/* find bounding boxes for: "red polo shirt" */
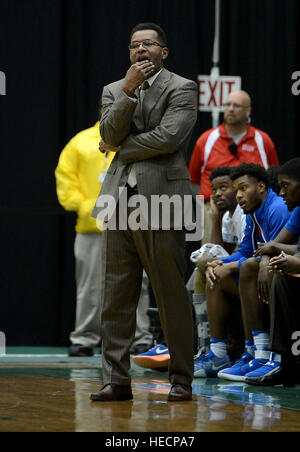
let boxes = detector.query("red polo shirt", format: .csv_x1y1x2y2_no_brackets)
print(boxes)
189,123,279,201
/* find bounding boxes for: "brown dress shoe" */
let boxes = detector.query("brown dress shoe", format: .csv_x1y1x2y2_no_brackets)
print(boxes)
90,384,133,401
168,384,192,401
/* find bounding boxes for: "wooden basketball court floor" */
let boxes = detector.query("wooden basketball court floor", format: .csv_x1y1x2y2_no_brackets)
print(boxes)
1,347,300,433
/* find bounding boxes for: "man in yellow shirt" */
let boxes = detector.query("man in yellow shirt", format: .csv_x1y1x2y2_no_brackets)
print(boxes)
55,122,152,356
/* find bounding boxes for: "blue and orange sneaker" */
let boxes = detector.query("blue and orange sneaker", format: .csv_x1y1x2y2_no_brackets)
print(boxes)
132,344,170,370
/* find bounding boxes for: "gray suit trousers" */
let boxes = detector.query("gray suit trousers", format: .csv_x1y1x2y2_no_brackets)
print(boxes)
100,224,194,386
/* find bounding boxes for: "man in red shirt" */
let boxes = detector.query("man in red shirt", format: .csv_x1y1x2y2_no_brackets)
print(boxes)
189,90,279,245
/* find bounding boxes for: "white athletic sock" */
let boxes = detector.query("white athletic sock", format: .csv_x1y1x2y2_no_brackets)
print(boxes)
252,330,270,359
269,351,281,363
210,338,227,358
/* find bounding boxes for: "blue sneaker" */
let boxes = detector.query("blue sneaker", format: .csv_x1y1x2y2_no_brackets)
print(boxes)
133,344,170,370
245,360,281,383
219,354,268,382
194,350,231,378
217,351,254,382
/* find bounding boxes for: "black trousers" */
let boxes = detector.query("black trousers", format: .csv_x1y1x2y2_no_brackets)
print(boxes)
270,273,300,357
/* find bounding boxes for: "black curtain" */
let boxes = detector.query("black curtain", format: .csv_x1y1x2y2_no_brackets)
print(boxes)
0,0,299,345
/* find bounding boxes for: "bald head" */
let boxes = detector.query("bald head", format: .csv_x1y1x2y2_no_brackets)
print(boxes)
227,90,251,108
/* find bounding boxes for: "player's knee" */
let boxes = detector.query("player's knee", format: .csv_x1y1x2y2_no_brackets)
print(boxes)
240,257,259,280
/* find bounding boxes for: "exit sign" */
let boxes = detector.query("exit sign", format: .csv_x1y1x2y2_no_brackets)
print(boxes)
198,75,242,112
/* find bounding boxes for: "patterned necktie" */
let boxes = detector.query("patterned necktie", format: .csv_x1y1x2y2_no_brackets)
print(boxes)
140,80,149,104
127,81,150,189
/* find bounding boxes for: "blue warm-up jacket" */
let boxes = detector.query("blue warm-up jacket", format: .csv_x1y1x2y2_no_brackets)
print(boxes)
221,189,291,270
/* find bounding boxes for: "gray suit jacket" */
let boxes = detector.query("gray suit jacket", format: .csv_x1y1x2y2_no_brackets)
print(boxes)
92,68,198,228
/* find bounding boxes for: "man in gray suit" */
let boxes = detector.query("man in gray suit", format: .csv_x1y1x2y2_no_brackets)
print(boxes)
90,23,198,402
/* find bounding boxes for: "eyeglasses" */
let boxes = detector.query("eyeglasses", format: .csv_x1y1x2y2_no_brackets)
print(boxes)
128,39,164,51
